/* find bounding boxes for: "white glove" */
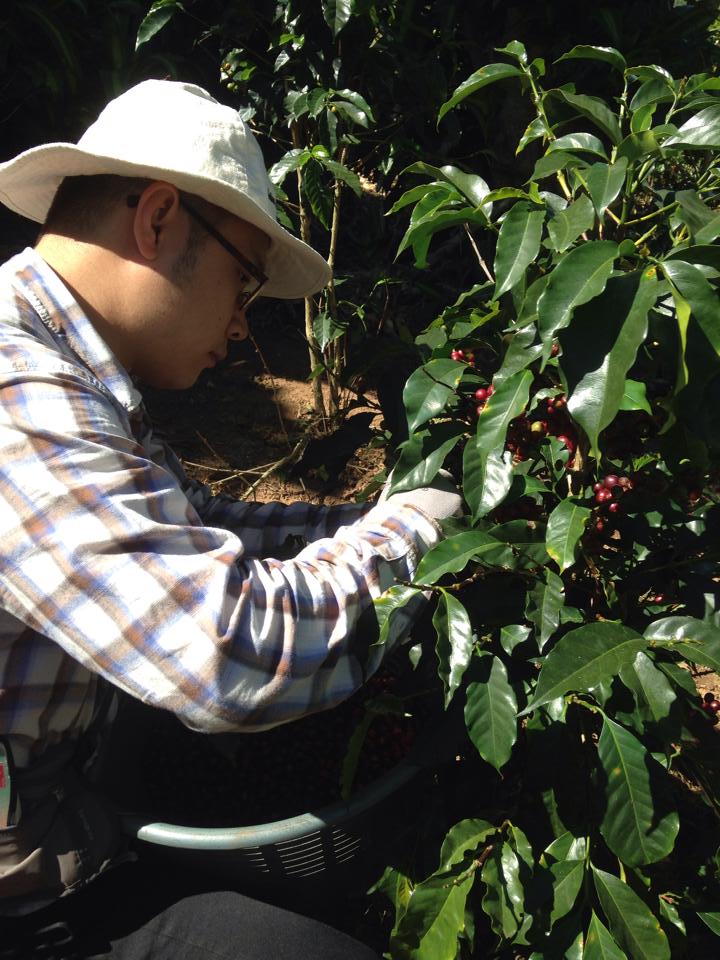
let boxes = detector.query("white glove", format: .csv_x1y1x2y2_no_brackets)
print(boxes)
379,468,464,521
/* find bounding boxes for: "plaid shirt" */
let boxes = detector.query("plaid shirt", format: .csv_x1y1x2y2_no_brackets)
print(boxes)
0,249,440,769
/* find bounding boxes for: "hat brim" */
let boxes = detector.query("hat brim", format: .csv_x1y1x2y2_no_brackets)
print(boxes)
0,143,331,299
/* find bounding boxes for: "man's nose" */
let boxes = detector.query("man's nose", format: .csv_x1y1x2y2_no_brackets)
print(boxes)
227,308,249,341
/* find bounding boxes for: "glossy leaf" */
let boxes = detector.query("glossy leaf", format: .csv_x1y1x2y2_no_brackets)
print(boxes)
586,159,628,216
592,867,671,960
268,148,309,185
522,622,646,714
390,421,466,495
433,591,474,706
413,531,512,585
437,818,496,874
550,859,585,924
532,150,590,181
556,45,627,74
661,259,720,355
322,0,353,35
537,241,618,349
403,359,466,432
135,0,183,49
697,912,720,935
548,89,622,143
526,570,565,650
664,105,720,149
465,657,518,771
597,715,679,865
619,379,652,414
560,271,659,455
619,652,676,725
645,616,720,672
439,63,524,121
583,911,628,960
545,499,592,572
482,843,524,939
475,370,533,461
403,162,491,207
463,446,514,520
375,585,423,644
494,203,546,299
549,133,608,158
390,872,474,959
320,158,362,195
547,194,595,253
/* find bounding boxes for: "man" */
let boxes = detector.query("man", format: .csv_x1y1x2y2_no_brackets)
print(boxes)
0,80,460,956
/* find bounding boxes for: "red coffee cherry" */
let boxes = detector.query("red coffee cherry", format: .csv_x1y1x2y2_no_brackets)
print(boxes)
474,387,488,402
557,435,575,452
608,502,620,514
603,474,619,488
595,489,612,504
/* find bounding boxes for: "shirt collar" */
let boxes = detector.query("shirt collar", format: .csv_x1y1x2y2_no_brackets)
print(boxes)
12,247,143,415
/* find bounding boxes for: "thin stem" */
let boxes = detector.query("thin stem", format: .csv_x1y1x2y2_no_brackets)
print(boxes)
464,224,494,283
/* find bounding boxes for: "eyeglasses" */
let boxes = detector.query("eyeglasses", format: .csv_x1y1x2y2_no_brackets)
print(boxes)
126,195,268,310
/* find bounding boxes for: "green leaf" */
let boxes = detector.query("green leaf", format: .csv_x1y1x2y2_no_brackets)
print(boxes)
463,447,514,520
531,150,589,181
403,359,465,432
547,194,595,253
697,912,720,935
437,818,497,874
537,241,618,349
322,0,353,36
433,591,474,707
644,616,720,672
629,78,675,113
390,870,474,959
135,0,184,49
403,163,492,207
465,658,518,771
320,158,363,196
550,859,585,924
616,131,660,164
586,158,628,217
313,309,344,350
439,64,524,121
413,531,512,586
474,370,533,462
559,271,659,455
548,132,609,158
526,570,565,650
521,622,646,714
481,843,525,939
664,105,720,150
268,148,310,186
391,422,466,495
661,259,720,355
548,88,622,144
375,584,423,644
583,911,628,960
592,867,671,960
545,499,592,572
556,45,627,74
493,204,545,299
619,651,677,725
597,716,679,865
619,379,652,414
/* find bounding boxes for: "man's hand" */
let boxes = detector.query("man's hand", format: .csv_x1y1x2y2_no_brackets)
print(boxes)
379,469,464,521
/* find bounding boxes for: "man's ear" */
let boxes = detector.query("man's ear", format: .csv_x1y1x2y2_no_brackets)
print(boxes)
130,182,183,261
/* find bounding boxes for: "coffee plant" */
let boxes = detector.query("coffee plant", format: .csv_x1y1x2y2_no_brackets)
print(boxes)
373,42,720,958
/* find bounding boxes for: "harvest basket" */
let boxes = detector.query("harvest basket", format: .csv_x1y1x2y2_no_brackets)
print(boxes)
109,659,462,893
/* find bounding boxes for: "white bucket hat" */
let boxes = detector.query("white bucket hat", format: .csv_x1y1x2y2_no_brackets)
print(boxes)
0,79,331,299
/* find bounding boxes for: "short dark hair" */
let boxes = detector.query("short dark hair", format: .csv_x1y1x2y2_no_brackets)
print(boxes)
41,174,225,283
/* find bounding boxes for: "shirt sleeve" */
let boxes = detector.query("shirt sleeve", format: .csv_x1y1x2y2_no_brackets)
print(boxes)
143,429,373,557
0,370,441,732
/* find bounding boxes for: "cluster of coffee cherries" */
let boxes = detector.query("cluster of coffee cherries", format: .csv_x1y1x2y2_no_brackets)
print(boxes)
592,473,633,533
701,691,720,725
473,383,495,415
450,347,476,365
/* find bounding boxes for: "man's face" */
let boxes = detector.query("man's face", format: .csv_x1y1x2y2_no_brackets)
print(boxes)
134,213,270,390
